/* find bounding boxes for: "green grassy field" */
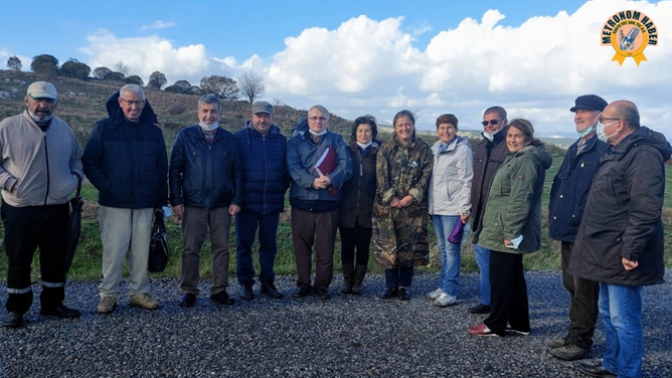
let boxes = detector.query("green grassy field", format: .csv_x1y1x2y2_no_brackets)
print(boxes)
2,157,671,283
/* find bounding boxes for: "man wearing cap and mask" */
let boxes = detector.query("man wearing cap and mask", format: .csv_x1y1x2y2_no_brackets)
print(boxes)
0,81,83,327
467,106,509,315
546,94,608,361
233,101,288,300
169,95,243,307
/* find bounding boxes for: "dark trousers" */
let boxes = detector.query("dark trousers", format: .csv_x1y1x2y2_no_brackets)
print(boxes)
561,241,599,349
339,226,372,266
1,202,69,314
291,207,338,290
484,251,530,336
235,211,280,286
385,266,414,288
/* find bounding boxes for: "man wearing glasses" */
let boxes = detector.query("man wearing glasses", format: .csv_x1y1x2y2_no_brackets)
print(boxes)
83,84,168,314
286,105,352,299
569,100,671,378
547,95,607,361
468,106,508,314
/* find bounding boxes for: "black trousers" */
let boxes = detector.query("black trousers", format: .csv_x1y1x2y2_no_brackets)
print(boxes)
484,251,530,336
1,202,69,314
385,266,414,288
561,241,599,349
339,226,372,266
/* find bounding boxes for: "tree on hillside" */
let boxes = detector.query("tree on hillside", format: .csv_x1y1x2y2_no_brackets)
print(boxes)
200,75,238,100
93,67,112,80
238,71,265,103
31,54,59,78
165,80,195,94
60,59,91,80
6,56,22,71
105,72,126,81
147,71,167,90
174,80,192,91
125,75,144,86
114,61,130,77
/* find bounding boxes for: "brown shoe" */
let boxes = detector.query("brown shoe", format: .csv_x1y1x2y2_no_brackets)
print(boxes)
129,293,159,310
97,296,117,314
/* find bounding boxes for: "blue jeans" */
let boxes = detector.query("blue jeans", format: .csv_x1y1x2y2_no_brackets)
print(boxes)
235,211,280,286
599,283,643,378
431,215,461,297
473,244,491,305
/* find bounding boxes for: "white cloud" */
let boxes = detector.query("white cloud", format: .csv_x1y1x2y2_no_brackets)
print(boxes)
141,20,176,31
79,29,210,84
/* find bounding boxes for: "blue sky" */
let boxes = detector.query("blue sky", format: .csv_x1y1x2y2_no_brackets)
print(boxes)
1,0,671,136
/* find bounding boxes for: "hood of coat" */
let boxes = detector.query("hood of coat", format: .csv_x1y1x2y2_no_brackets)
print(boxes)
511,143,553,170
105,91,158,125
613,126,672,161
431,135,467,154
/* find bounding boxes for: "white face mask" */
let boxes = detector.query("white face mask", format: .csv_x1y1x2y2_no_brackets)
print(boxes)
309,129,328,136
483,127,501,142
357,141,372,149
199,121,219,132
577,126,595,138
596,121,618,143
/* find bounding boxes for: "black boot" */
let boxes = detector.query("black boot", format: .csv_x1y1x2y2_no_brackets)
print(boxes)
341,263,354,294
351,265,367,295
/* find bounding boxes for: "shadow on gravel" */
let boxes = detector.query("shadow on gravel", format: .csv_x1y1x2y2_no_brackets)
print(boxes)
1,270,671,377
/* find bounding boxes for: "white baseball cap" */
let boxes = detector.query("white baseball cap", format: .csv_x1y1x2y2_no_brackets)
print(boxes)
27,81,58,100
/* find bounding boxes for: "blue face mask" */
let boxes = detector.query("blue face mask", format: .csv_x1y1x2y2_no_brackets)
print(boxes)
577,126,594,138
596,121,618,143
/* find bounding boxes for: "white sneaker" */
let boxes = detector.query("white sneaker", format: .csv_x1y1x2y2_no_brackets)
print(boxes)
433,293,457,307
426,288,444,300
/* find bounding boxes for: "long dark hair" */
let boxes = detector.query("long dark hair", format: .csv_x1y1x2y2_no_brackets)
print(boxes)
350,114,378,141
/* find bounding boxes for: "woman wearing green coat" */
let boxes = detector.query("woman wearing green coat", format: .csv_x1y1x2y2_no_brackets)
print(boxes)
467,119,552,337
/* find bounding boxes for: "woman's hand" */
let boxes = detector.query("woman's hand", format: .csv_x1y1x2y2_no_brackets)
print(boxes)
390,196,400,208
398,195,414,207
460,214,469,224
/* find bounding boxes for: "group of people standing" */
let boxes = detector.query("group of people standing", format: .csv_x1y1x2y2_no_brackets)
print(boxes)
1,81,669,378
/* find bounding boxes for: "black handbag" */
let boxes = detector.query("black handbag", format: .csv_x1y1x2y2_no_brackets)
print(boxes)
148,211,170,273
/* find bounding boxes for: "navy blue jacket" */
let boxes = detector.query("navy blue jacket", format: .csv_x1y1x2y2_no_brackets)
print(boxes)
234,121,288,214
548,134,607,243
169,125,243,209
83,92,168,209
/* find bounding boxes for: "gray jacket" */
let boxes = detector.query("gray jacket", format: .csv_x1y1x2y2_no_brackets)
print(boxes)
0,111,83,207
428,136,473,216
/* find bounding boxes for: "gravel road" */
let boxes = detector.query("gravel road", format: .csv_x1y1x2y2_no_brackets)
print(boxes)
1,270,670,377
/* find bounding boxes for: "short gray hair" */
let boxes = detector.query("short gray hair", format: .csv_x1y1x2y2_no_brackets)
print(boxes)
309,105,329,120
198,94,222,112
119,84,145,101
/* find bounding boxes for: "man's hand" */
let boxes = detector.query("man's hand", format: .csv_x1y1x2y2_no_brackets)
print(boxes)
229,204,241,216
622,257,639,271
389,196,400,208
313,178,327,189
173,204,184,218
318,176,332,187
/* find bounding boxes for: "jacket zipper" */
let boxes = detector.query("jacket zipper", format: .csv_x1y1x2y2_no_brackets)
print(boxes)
262,136,268,214
205,145,212,209
42,132,50,205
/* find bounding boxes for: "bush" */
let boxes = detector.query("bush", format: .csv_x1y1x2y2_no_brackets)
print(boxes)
169,102,187,115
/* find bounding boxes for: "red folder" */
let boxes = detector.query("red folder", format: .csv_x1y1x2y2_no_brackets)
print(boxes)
314,147,340,195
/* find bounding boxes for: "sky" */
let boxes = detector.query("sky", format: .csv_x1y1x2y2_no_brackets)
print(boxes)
1,0,671,136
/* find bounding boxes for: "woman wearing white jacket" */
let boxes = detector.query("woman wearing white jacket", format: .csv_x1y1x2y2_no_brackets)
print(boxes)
427,114,473,307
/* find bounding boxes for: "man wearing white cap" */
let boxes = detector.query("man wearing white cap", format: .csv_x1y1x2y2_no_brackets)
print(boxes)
0,81,83,327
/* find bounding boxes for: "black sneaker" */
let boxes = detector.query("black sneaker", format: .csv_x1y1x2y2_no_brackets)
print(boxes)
39,304,81,318
314,288,331,300
398,287,410,301
211,291,234,306
260,283,284,299
2,311,23,328
468,303,491,314
549,344,589,361
380,287,398,299
178,293,197,307
240,284,254,300
291,286,311,299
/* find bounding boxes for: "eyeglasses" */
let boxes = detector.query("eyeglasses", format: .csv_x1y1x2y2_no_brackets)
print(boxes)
308,116,327,122
120,98,145,107
598,116,621,124
481,119,499,126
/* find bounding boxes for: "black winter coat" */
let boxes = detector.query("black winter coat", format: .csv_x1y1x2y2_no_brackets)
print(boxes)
470,130,508,236
568,126,672,286
169,126,243,209
549,134,607,243
83,92,168,209
234,122,288,214
339,140,379,229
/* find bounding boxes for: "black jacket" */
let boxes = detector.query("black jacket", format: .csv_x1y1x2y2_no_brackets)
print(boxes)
83,92,168,209
339,140,379,229
169,125,243,209
549,134,607,242
568,126,672,286
470,130,508,236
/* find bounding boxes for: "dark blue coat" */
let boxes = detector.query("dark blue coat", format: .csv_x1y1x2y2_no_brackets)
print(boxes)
234,122,288,214
169,125,243,209
83,92,168,209
548,134,607,243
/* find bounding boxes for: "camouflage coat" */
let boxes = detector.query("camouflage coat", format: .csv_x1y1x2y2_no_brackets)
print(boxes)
372,134,433,268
